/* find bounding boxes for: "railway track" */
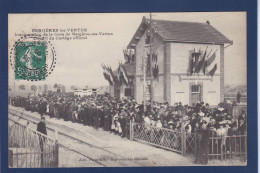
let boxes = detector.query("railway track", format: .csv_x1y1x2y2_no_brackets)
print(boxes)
8,114,106,167
8,110,147,167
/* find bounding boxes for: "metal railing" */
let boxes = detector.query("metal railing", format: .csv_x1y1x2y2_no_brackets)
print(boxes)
130,122,196,155
8,120,59,168
130,122,247,162
209,135,247,161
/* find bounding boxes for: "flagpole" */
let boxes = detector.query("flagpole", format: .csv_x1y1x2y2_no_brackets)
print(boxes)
143,50,146,112
149,12,154,108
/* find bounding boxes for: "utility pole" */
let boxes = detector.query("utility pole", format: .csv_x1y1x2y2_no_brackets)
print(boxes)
149,12,154,108
143,50,146,112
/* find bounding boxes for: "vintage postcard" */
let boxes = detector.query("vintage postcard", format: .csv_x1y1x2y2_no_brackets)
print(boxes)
8,12,247,167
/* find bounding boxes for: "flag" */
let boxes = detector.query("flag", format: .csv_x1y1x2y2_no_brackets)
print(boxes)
129,49,132,63
152,52,158,64
194,51,200,67
117,65,123,86
108,66,116,84
195,47,207,73
119,62,129,85
101,64,108,80
203,61,207,74
190,53,195,75
203,49,212,74
121,63,129,85
101,64,113,85
190,49,201,75
152,52,159,78
209,64,217,76
153,64,159,78
206,52,216,68
131,53,135,62
123,49,130,63
146,54,151,76
205,51,218,76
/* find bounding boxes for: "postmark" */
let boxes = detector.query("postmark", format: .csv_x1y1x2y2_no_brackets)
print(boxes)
9,35,57,81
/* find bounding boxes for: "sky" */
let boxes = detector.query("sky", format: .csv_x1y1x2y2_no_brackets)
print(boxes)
9,12,246,88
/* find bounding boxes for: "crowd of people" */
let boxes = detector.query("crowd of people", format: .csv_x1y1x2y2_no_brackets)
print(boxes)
9,91,247,165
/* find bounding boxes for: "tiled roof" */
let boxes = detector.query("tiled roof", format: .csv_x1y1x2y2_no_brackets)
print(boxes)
149,18,232,44
128,17,232,47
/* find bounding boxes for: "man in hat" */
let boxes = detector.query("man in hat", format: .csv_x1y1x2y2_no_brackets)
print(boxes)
238,110,247,125
119,108,128,137
199,121,210,165
237,91,241,103
37,116,47,167
103,105,112,131
238,119,246,135
36,116,47,135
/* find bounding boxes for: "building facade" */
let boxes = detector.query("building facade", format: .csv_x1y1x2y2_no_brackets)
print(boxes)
112,17,232,106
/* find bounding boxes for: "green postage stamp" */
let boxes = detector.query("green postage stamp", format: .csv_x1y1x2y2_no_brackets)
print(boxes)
10,36,56,81
15,41,47,80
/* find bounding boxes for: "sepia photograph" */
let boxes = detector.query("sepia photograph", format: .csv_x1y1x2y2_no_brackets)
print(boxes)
8,12,247,167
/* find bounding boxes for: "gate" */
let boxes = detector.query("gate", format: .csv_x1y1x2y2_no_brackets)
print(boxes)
129,122,246,162
130,122,196,155
8,120,59,168
209,135,247,161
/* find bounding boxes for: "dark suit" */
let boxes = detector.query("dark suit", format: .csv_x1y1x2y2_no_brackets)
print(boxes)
37,121,47,167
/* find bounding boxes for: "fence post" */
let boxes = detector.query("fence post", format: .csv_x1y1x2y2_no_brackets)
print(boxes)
54,128,58,141
220,136,223,160
129,120,133,140
183,132,186,155
8,149,13,167
180,110,185,156
181,129,184,155
54,141,59,167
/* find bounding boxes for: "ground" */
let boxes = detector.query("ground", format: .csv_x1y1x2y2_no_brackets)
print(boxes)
9,106,246,167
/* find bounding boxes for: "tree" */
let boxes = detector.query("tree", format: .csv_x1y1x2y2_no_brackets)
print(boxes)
31,85,37,92
71,85,76,90
60,85,66,92
18,85,25,91
44,84,48,91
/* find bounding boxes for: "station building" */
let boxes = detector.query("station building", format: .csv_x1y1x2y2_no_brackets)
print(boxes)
110,17,232,106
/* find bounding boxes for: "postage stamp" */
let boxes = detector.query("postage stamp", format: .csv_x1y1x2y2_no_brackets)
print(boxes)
10,35,56,81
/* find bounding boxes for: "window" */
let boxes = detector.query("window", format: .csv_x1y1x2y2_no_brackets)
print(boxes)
191,85,200,93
